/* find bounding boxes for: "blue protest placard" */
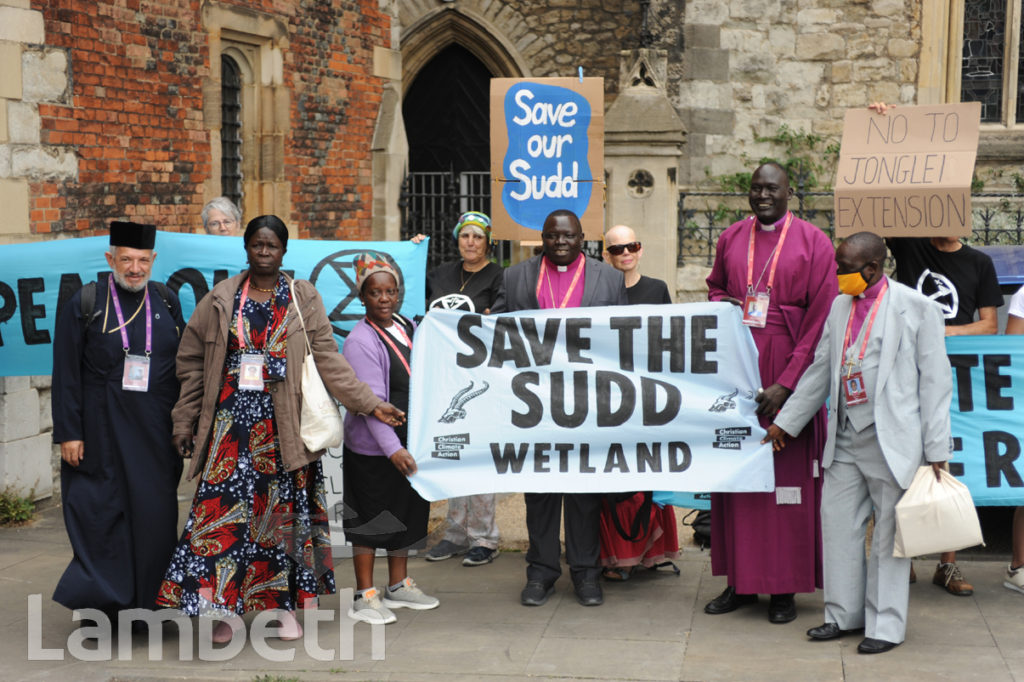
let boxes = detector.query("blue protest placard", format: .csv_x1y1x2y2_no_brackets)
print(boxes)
0,231,428,376
490,77,604,240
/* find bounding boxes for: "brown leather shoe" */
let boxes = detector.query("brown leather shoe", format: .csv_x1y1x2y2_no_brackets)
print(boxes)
933,562,973,596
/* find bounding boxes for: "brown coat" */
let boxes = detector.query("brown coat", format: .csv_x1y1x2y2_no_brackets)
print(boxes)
172,272,382,479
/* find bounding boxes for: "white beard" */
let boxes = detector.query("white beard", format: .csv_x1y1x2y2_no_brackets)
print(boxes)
111,270,148,293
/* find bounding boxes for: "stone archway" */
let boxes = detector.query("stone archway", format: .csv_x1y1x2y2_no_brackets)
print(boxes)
401,6,529,91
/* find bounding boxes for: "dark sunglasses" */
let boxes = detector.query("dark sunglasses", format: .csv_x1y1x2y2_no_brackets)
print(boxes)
606,241,641,256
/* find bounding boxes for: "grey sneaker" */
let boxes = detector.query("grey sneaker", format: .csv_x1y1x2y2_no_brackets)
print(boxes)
383,577,440,610
425,540,468,562
348,588,397,624
462,546,499,566
1005,564,1024,595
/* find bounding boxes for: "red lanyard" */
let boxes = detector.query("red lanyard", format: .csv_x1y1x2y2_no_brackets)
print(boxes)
236,278,268,351
536,255,585,309
842,279,888,376
745,212,793,294
368,318,412,376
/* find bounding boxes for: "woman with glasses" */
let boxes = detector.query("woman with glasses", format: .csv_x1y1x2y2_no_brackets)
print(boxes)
423,212,504,566
341,253,439,625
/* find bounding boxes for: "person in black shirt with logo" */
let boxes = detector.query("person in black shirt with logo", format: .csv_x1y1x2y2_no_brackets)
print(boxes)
887,233,1001,596
423,212,504,567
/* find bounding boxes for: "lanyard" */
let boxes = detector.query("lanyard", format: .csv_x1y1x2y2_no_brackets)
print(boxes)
236,278,266,351
842,279,888,376
368,318,412,376
745,212,793,295
108,274,151,356
536,255,585,309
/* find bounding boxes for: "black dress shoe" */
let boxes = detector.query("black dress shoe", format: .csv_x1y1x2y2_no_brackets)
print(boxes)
574,580,604,606
806,622,863,640
704,586,757,615
767,593,796,623
521,580,555,606
857,637,899,654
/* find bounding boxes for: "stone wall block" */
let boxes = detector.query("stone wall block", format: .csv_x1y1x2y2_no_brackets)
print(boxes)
846,33,880,59
833,82,869,107
685,0,728,24
10,145,77,179
729,0,781,21
678,80,729,109
683,48,730,82
0,144,10,177
0,433,52,499
29,375,50,389
866,81,901,104
899,58,918,83
730,51,775,85
830,60,852,83
684,24,720,49
37,387,51,432
852,57,897,82
0,376,30,392
0,177,28,233
871,0,903,17
0,5,44,44
721,28,768,53
887,38,918,58
815,84,831,108
767,26,795,57
22,49,69,103
0,387,39,441
796,8,840,25
7,100,39,144
681,108,736,136
794,35,845,61
0,43,21,100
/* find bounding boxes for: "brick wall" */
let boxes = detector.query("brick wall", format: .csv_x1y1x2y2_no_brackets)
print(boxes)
28,0,390,240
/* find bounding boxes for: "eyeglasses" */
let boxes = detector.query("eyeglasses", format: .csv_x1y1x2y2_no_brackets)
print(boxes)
606,241,641,256
208,220,238,229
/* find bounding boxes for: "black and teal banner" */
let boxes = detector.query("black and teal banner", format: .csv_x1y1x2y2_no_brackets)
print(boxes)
0,231,428,376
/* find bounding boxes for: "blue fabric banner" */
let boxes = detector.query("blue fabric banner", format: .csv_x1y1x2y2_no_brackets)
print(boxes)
0,231,427,376
947,335,1024,506
406,303,775,502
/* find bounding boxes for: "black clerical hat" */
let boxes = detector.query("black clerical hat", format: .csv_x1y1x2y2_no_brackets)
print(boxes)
109,221,156,249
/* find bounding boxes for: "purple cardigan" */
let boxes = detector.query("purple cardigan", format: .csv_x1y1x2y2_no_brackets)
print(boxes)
342,317,413,457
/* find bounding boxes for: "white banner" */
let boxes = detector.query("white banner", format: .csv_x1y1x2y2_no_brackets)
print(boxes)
406,303,774,501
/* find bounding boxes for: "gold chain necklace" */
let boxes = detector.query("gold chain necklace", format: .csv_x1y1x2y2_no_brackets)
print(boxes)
459,268,478,292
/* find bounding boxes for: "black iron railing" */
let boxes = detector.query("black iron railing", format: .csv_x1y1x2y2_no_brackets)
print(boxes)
678,190,1024,266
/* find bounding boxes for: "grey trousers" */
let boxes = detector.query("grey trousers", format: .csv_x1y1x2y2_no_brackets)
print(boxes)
823,421,910,643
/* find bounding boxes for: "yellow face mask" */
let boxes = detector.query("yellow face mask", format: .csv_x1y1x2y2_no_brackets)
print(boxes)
837,270,869,296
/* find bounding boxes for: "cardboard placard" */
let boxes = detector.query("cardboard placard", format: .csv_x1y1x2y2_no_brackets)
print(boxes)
834,102,980,238
489,77,604,241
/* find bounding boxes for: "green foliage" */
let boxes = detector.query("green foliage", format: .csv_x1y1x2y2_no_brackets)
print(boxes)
0,488,35,525
701,123,841,194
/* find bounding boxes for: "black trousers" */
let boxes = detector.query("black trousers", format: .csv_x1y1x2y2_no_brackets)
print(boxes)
524,492,602,584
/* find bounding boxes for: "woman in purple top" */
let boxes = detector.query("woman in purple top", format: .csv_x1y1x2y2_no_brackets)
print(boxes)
341,253,439,625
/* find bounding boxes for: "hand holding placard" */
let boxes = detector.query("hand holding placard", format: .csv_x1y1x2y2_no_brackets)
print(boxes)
834,102,981,238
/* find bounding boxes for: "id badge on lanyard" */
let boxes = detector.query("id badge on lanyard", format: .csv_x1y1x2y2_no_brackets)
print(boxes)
122,354,151,392
239,353,266,391
742,291,770,327
843,370,869,406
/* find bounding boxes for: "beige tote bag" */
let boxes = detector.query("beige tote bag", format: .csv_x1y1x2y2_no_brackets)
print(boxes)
288,279,343,451
893,465,984,558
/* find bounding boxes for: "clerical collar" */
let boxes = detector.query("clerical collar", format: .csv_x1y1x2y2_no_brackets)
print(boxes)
556,264,568,272
858,276,887,300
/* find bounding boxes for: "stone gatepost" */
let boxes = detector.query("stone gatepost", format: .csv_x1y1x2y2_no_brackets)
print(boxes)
0,376,54,500
604,48,686,299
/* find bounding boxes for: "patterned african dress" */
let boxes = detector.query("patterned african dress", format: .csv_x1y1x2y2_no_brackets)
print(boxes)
157,275,335,616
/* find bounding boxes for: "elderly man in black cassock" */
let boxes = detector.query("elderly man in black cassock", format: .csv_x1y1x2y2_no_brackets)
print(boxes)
51,221,185,616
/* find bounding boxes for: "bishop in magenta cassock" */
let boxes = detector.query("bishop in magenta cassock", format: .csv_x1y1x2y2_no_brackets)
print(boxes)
704,163,837,623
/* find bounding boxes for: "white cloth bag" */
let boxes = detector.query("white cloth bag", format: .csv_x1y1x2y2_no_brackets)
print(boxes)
893,465,984,558
288,279,343,452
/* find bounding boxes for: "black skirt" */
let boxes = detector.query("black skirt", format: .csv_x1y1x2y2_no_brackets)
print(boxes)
342,446,429,550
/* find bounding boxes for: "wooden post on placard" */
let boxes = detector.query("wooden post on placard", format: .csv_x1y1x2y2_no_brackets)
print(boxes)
489,77,605,242
834,102,981,238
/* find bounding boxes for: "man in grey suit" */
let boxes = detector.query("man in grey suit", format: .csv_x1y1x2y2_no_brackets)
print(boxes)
492,208,627,607
764,231,952,654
